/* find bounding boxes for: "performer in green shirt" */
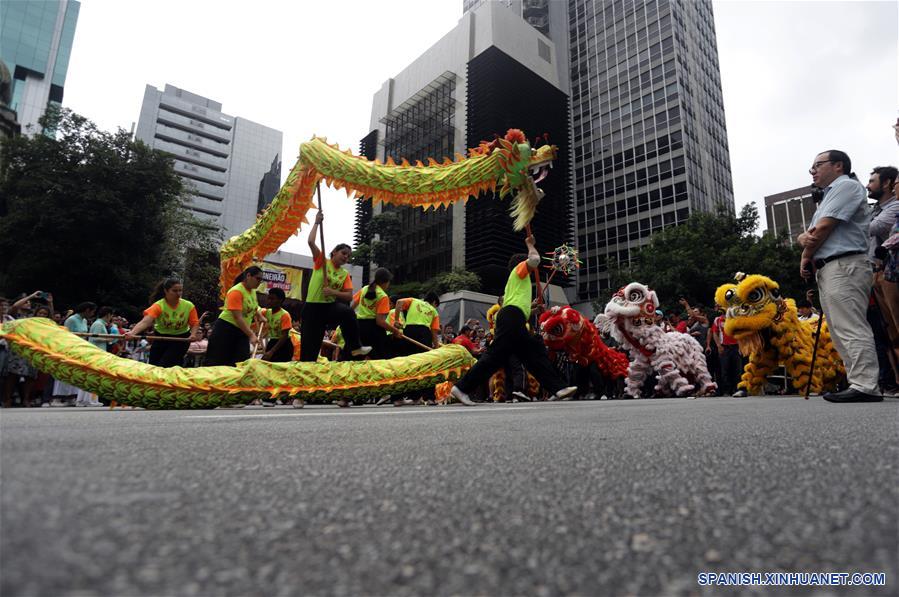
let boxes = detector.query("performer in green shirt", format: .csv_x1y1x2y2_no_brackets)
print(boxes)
451,234,577,405
300,210,371,362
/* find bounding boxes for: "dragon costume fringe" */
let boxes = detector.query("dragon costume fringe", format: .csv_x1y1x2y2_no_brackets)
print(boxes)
0,130,556,409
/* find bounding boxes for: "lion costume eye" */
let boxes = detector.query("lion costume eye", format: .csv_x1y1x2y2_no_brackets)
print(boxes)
628,289,644,302
747,288,763,303
724,289,735,303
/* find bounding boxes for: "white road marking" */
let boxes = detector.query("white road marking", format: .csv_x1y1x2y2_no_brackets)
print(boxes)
187,406,538,419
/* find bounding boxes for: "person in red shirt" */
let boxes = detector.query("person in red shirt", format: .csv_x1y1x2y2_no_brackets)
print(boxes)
669,312,688,333
711,310,743,396
452,325,483,356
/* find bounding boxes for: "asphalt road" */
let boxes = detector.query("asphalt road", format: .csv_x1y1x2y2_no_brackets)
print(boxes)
2,397,897,596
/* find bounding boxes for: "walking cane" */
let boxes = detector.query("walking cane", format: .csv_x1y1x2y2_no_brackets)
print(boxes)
804,312,825,400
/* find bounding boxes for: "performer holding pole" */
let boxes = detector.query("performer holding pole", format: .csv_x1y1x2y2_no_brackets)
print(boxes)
299,209,371,361
390,292,442,405
393,292,442,353
205,266,264,367
352,267,403,359
125,278,200,367
450,233,578,406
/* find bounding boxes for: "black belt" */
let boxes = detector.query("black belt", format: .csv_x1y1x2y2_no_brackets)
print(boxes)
814,250,865,270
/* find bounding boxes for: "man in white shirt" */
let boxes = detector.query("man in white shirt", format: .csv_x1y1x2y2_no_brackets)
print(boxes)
798,150,880,402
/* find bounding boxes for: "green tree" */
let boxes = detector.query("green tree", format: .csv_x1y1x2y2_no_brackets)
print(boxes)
423,268,482,295
350,211,404,283
608,204,803,313
0,107,220,319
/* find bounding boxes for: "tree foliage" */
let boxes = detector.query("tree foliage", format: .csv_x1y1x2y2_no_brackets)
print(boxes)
0,108,220,318
608,204,803,313
387,269,482,299
350,211,403,277
424,268,482,295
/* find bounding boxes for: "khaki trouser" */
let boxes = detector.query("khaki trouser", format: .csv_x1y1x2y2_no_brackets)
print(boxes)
873,270,899,385
816,253,879,394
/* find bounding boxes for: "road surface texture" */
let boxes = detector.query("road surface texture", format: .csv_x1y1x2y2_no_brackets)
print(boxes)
2,397,896,596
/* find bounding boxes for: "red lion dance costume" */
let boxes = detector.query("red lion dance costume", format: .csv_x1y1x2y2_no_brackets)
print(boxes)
538,306,629,381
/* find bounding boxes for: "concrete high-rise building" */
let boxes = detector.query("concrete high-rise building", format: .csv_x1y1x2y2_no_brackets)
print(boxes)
465,0,734,303
568,0,734,299
361,2,572,295
764,185,818,244
0,0,80,135
135,84,283,237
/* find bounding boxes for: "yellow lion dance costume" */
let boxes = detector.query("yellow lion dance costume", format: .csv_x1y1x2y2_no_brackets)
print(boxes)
714,274,844,395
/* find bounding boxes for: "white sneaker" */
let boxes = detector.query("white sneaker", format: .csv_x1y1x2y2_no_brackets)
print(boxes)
549,386,578,401
511,391,531,402
291,399,305,409
88,401,103,407
450,385,476,406
261,399,276,407
376,395,392,406
351,345,373,357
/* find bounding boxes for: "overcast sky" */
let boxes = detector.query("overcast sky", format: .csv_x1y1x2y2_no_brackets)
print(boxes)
63,0,897,257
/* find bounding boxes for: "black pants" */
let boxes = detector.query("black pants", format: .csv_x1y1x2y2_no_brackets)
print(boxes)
205,319,250,367
148,331,191,367
358,319,387,359
867,302,896,390
393,324,433,356
455,306,566,395
719,344,742,395
300,301,362,362
265,337,293,363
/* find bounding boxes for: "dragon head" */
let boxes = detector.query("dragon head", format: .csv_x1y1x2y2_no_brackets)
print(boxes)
714,273,789,348
604,282,659,325
471,129,557,231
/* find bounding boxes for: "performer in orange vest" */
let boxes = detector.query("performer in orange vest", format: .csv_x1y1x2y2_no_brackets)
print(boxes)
125,278,200,367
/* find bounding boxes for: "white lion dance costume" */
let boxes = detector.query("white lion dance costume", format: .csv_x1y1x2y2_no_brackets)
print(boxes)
598,282,716,398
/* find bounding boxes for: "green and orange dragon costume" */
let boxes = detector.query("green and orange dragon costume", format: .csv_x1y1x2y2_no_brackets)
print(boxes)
0,130,557,409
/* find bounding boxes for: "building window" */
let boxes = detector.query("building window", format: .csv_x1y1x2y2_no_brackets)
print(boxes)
538,39,552,63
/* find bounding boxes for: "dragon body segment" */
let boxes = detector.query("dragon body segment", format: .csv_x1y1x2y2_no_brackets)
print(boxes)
219,131,557,291
0,318,474,409
714,274,843,395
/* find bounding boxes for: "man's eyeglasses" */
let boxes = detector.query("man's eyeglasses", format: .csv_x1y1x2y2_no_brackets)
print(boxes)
809,160,833,172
